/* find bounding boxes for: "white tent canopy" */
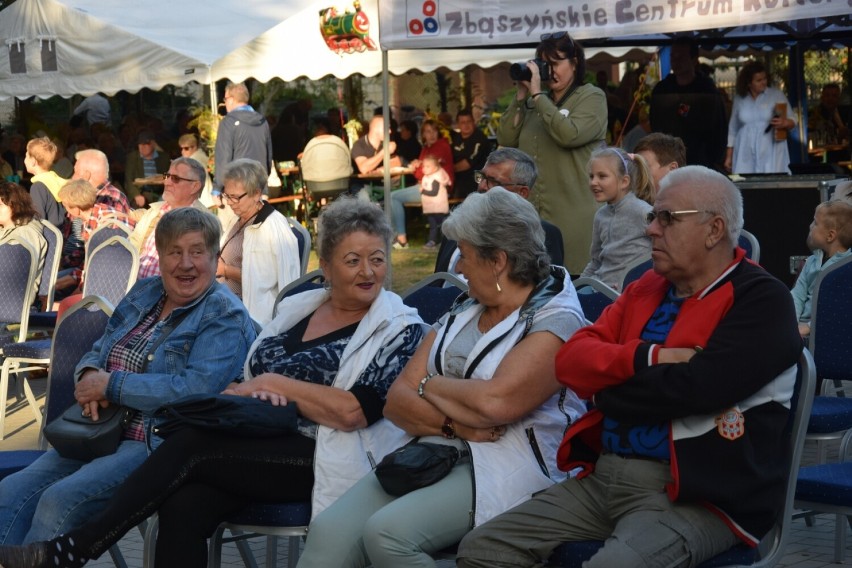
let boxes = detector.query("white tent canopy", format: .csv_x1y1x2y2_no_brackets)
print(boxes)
0,0,653,101
0,0,301,100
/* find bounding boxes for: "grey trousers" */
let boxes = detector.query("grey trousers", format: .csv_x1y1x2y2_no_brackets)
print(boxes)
456,453,739,568
298,451,473,568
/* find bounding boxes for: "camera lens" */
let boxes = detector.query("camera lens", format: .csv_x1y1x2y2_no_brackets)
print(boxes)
509,62,532,82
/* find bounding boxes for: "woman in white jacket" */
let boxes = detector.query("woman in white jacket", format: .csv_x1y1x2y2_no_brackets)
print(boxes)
217,158,300,325
298,187,588,567
0,198,426,568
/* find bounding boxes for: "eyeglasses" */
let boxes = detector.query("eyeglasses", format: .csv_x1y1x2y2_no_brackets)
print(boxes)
645,209,714,227
222,192,248,204
540,31,569,41
473,170,524,189
163,172,199,184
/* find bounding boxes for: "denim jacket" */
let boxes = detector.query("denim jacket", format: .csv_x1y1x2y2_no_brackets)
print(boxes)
76,277,257,450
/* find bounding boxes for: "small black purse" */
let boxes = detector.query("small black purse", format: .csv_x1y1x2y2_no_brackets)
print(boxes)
374,441,467,496
43,404,134,462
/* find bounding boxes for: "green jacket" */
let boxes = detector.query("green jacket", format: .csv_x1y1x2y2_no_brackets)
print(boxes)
497,83,607,274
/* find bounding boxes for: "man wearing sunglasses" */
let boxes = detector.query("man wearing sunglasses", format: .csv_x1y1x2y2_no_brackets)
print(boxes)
129,157,211,278
458,166,801,568
434,148,564,275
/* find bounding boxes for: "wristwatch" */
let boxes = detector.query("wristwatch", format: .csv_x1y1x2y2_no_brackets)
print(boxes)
442,416,456,439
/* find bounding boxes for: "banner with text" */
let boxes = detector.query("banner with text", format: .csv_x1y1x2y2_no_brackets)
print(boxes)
378,0,851,49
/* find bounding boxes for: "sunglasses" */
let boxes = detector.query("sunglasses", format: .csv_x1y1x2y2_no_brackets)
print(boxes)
163,172,199,184
645,209,714,227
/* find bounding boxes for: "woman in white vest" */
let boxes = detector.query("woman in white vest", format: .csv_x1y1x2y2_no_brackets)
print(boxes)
298,187,588,567
0,198,426,568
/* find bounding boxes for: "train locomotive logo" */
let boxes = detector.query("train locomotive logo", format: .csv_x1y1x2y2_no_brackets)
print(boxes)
320,1,377,53
407,0,440,36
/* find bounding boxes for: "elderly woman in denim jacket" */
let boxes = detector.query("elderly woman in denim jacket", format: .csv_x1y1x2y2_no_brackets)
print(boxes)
0,207,256,546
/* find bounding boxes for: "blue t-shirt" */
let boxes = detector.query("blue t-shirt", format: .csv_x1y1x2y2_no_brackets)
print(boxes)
601,287,684,459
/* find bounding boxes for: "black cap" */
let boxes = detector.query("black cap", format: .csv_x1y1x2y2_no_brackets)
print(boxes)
137,130,155,144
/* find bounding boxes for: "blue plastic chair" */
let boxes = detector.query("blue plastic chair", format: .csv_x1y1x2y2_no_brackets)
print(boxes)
401,272,468,325
0,296,113,475
572,277,619,325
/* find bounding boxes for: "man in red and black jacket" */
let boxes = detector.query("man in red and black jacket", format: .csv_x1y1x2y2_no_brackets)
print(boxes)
457,165,802,568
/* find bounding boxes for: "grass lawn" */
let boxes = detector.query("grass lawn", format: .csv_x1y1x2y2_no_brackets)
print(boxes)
303,212,441,294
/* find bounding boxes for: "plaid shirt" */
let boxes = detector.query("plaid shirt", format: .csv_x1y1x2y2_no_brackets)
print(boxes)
66,205,136,285
137,203,172,278
95,181,132,216
82,203,135,241
105,296,165,441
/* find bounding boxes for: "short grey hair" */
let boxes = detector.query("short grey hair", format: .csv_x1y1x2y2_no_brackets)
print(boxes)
226,82,250,104
74,149,110,179
484,147,538,188
155,207,221,258
442,186,549,284
317,197,392,262
171,157,207,188
221,158,267,197
658,165,743,244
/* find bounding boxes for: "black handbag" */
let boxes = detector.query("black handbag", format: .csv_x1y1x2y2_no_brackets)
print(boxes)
43,404,134,462
152,393,299,438
374,441,467,496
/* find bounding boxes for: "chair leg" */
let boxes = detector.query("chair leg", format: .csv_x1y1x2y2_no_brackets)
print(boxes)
265,535,278,568
286,536,301,568
835,513,846,563
0,358,14,440
235,533,259,568
208,526,226,568
107,544,129,568
21,371,43,426
142,515,158,568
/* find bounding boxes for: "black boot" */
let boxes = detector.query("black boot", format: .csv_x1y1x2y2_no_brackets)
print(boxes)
0,541,48,568
0,535,87,568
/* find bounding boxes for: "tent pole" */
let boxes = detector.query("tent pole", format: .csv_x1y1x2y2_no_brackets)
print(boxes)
209,75,218,114
382,48,392,287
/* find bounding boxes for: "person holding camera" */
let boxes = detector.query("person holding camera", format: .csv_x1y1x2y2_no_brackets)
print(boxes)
497,31,607,276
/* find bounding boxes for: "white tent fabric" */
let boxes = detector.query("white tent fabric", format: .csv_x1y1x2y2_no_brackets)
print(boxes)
378,0,852,49
0,0,653,101
0,0,301,100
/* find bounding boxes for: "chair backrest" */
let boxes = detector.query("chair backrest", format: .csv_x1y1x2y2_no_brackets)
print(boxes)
739,229,761,263
401,272,469,325
0,236,39,344
39,220,64,309
620,257,653,291
272,269,326,319
754,349,815,565
42,296,114,430
573,277,620,325
82,236,139,308
85,221,132,260
809,253,852,384
287,217,311,276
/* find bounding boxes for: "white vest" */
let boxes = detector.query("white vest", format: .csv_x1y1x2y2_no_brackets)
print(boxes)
243,288,425,519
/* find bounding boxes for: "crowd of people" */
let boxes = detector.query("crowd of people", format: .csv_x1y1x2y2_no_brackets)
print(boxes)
0,33,849,568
